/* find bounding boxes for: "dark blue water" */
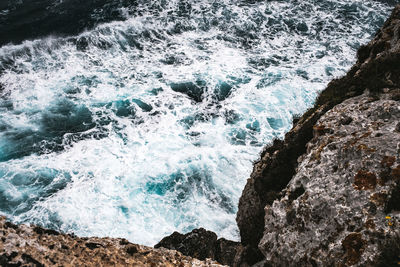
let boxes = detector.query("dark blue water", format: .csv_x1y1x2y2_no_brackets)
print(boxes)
0,0,394,245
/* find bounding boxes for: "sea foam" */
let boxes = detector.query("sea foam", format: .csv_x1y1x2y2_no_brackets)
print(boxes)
0,0,393,245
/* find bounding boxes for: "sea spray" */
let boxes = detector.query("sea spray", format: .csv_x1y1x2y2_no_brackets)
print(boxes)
0,0,394,245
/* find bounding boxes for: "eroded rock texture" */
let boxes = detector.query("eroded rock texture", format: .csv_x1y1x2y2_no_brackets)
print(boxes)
2,4,400,267
259,92,400,266
0,217,224,267
236,5,400,266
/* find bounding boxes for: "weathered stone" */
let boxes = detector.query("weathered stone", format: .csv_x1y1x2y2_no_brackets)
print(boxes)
381,155,396,167
236,5,400,266
258,91,400,266
0,217,223,266
395,122,400,132
2,4,400,267
340,115,353,125
215,238,241,267
342,233,366,266
353,170,377,190
156,228,218,260
155,228,242,266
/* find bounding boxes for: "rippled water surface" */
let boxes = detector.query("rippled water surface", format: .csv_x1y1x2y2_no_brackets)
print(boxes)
0,0,394,245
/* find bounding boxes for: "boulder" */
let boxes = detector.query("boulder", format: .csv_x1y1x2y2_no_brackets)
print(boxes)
155,228,243,266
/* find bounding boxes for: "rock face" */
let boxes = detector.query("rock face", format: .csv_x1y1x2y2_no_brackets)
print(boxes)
236,4,400,266
259,91,400,266
0,216,224,267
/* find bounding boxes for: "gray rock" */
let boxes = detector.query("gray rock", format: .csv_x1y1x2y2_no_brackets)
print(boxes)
259,93,400,266
236,5,400,266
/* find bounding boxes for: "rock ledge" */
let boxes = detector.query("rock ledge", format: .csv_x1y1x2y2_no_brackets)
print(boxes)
0,216,224,266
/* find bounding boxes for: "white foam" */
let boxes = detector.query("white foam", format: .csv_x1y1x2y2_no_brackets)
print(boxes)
0,0,393,245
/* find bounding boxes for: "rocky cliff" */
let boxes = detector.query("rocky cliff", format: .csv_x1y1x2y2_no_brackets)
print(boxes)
1,4,400,267
158,4,400,267
257,82,400,266
235,4,400,266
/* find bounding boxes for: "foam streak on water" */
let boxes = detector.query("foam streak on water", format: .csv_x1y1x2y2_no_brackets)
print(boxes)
0,0,394,245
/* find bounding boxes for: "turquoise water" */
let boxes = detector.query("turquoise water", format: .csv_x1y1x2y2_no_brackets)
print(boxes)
0,0,394,245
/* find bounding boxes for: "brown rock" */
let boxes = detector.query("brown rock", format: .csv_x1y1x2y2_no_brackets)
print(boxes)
342,233,366,266
353,170,377,190
381,156,396,167
0,217,223,267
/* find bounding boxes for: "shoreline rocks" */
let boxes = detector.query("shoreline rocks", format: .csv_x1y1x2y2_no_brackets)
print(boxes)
157,4,400,267
155,228,242,267
0,216,224,266
259,90,400,266
234,4,400,266
1,4,399,267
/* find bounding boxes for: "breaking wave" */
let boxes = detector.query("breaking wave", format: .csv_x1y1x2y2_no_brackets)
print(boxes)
0,0,394,245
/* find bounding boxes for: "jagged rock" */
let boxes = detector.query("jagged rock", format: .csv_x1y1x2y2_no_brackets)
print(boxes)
259,91,400,266
0,217,224,266
215,238,242,266
156,228,218,260
155,228,242,266
170,81,206,102
236,102,327,263
157,6,400,266
395,122,400,132
236,5,400,265
2,3,400,267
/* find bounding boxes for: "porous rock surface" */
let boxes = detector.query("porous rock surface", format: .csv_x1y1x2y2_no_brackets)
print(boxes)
259,91,400,266
0,216,224,267
236,4,400,266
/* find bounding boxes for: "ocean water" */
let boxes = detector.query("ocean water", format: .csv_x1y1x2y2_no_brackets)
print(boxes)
0,0,394,245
